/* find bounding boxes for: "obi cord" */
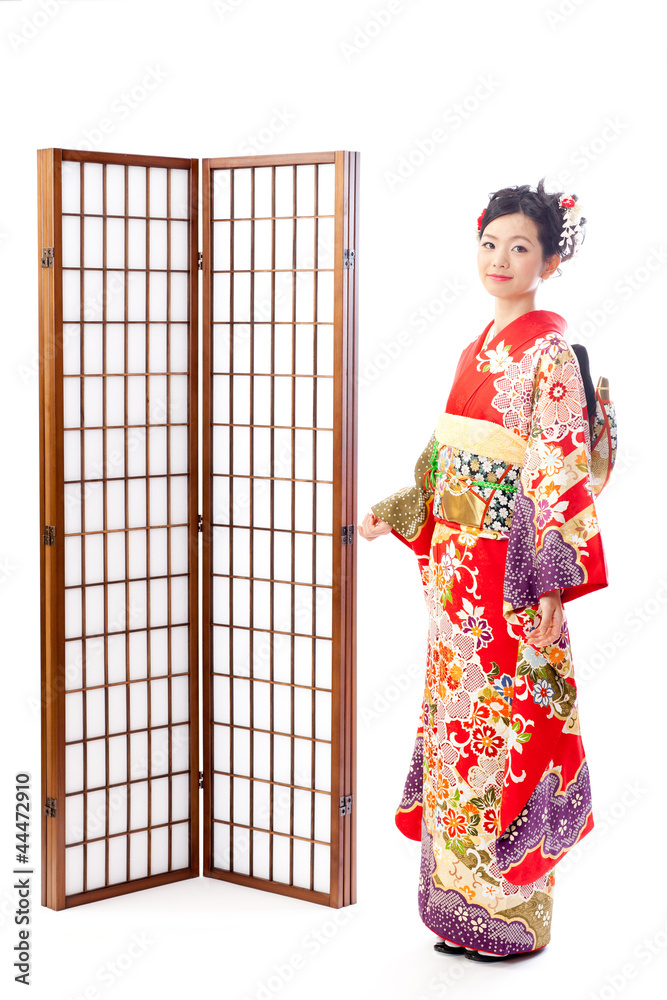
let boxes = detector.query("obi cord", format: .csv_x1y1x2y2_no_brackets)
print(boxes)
423,439,518,495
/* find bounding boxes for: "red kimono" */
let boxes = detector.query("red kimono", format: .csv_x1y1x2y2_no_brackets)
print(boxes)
371,310,617,955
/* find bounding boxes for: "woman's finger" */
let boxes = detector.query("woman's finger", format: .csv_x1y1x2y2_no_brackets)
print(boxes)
527,603,563,647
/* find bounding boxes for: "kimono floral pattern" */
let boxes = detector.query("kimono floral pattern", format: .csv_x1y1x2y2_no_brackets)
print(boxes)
376,310,616,955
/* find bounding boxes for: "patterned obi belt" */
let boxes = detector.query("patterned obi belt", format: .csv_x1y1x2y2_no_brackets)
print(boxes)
428,412,528,532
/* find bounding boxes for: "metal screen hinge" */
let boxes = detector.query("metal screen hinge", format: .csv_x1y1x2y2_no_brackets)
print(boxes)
197,514,203,532
341,524,355,545
41,247,54,268
43,525,56,546
197,251,203,270
198,771,204,789
339,794,353,816
343,248,355,269
45,797,57,818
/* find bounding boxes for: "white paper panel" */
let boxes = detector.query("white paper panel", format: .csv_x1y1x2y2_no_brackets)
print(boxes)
127,165,146,216
151,776,170,826
65,846,84,896
252,829,270,879
83,162,103,215
66,744,84,794
272,834,290,884
109,785,128,835
170,169,189,220
313,844,330,894
130,831,148,880
108,835,128,885
151,826,169,875
87,739,106,789
61,161,80,214
171,822,189,869
66,794,83,845
86,839,106,890
108,785,127,836
172,774,190,822
292,837,312,889
108,734,127,785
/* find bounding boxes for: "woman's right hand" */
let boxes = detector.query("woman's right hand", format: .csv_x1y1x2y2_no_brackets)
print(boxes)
357,511,393,540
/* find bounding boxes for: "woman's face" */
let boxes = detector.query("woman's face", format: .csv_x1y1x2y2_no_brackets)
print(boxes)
476,211,560,300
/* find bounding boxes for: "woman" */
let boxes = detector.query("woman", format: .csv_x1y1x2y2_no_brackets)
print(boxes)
358,179,617,962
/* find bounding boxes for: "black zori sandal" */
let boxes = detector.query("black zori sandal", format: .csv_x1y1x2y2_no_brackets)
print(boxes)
433,939,467,955
464,948,536,962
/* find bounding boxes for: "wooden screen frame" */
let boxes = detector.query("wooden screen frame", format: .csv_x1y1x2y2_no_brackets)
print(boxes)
38,148,201,910
200,151,359,907
39,147,359,910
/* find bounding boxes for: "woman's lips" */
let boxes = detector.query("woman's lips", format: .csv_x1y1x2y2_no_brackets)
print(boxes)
488,274,512,281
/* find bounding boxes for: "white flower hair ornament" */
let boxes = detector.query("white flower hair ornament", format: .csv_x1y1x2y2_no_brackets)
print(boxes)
558,194,584,257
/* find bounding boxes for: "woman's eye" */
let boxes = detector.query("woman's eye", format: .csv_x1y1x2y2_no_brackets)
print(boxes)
481,242,529,251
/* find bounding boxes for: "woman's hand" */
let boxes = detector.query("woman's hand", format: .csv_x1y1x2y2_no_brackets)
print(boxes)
357,511,393,540
524,589,563,648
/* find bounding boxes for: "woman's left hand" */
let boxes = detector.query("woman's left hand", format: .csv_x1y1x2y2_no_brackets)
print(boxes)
524,589,563,648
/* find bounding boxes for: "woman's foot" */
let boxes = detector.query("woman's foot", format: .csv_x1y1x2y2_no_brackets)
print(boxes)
433,938,466,955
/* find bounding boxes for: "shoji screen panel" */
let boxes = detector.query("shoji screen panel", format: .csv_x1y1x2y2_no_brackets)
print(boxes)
38,149,200,909
201,151,359,907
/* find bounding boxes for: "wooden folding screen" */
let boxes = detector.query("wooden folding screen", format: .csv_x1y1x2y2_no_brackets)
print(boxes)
39,148,359,911
38,149,201,909
201,153,358,907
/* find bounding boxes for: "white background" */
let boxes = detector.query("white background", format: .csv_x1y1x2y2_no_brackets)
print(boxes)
0,1,663,998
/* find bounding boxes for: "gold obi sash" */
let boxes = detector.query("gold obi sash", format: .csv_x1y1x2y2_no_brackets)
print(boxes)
430,413,528,532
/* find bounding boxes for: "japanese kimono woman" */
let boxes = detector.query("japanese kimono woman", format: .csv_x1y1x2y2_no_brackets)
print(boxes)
369,307,617,958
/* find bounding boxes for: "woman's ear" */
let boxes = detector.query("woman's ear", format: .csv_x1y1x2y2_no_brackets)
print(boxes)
540,252,561,280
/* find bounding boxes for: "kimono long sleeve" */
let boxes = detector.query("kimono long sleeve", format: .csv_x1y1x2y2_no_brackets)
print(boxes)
370,429,437,581
502,342,610,620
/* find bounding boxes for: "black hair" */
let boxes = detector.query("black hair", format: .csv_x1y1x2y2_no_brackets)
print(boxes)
477,176,586,277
